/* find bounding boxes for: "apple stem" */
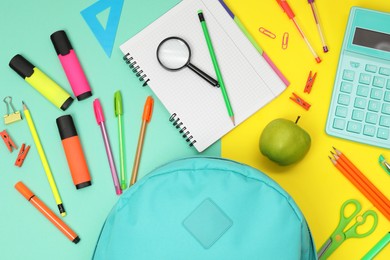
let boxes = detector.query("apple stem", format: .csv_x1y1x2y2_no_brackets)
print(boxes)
295,116,301,124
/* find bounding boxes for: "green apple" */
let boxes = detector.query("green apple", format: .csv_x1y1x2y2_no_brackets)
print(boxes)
259,118,311,166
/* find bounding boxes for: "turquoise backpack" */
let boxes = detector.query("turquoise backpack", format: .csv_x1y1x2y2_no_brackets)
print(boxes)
93,157,317,259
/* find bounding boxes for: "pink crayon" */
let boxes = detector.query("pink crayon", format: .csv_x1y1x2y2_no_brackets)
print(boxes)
51,30,92,101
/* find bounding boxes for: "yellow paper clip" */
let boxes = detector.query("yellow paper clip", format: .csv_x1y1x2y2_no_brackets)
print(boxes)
3,96,22,125
259,27,276,39
282,32,289,50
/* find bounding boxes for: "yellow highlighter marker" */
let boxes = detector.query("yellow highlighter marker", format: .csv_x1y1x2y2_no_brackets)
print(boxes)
9,55,73,111
23,101,66,216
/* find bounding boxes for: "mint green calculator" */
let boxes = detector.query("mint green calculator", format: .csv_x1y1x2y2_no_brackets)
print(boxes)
326,7,390,148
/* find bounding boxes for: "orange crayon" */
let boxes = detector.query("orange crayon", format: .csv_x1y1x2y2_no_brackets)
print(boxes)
15,182,80,244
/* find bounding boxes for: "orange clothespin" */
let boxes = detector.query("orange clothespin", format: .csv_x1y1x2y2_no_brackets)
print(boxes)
304,71,317,94
290,92,311,110
1,130,17,152
15,143,30,167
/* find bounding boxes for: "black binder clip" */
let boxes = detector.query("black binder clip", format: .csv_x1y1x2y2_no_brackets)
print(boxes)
290,92,311,111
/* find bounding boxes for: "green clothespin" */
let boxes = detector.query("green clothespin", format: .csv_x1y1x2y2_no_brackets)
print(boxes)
378,154,390,176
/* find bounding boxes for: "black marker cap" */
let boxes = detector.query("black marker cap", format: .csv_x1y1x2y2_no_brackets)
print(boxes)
60,97,74,111
56,115,78,140
77,91,92,101
76,181,91,189
9,54,35,78
51,30,73,56
72,236,80,244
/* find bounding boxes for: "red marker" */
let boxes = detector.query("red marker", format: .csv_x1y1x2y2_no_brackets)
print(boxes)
15,182,80,244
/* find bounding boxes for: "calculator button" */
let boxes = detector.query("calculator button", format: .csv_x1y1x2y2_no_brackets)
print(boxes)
343,70,355,81
370,88,383,100
382,103,390,115
340,81,353,93
333,118,346,130
387,79,390,90
373,76,386,88
379,67,390,76
356,85,369,97
359,73,372,85
354,97,367,109
335,106,348,118
352,110,364,121
384,91,390,102
365,64,377,73
365,112,378,124
379,116,390,127
338,94,350,106
377,128,389,140
350,61,360,68
347,121,362,134
368,100,380,112
363,125,376,137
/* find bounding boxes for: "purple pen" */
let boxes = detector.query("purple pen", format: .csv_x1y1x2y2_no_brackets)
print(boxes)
93,98,122,195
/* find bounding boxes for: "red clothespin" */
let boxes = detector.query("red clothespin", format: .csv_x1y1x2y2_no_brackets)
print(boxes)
290,92,311,110
1,130,17,152
304,71,317,94
15,143,30,167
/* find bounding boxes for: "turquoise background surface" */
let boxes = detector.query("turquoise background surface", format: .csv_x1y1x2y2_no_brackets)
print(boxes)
0,0,219,259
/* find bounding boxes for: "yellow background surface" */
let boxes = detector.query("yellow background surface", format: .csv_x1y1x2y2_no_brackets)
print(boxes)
223,0,390,259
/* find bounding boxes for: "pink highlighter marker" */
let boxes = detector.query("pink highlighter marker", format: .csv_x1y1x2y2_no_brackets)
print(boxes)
51,30,92,101
93,99,122,195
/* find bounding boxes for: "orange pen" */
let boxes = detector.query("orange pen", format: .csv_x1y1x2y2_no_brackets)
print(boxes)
15,181,80,244
129,96,154,186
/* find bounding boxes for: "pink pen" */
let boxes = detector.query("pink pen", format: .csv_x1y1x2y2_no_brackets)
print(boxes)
93,99,122,195
307,0,328,52
51,30,92,101
276,0,321,63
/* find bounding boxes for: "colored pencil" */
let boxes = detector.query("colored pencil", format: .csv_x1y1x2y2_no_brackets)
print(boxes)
330,149,390,221
334,147,390,209
329,155,390,221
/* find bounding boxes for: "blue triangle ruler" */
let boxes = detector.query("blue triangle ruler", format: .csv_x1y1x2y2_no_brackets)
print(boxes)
81,0,124,57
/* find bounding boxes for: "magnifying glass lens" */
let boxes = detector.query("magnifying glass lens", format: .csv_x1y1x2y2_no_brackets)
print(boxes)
157,38,190,70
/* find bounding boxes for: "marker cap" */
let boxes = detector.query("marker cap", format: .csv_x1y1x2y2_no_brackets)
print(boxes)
50,30,73,56
114,91,123,116
93,99,105,124
9,54,34,78
56,115,77,140
15,181,34,200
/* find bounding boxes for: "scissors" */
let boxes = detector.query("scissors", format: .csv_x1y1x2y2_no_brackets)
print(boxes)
317,199,378,259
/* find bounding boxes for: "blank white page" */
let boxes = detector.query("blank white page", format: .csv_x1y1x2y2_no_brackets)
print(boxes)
120,0,286,152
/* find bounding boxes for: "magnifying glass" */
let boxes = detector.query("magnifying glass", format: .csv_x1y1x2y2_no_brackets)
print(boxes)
156,37,219,87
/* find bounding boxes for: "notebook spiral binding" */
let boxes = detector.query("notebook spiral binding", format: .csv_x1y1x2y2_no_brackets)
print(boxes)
169,113,197,147
123,53,150,87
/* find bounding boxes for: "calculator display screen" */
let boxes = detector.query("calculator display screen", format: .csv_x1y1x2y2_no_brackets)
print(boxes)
353,27,390,52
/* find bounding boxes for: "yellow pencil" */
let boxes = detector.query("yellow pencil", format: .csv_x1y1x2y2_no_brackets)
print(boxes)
22,101,66,217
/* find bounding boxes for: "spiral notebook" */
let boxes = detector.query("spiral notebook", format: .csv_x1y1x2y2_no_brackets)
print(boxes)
120,0,288,152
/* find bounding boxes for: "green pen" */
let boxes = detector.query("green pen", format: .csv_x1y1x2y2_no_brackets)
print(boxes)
114,91,126,190
362,232,390,260
198,10,235,125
